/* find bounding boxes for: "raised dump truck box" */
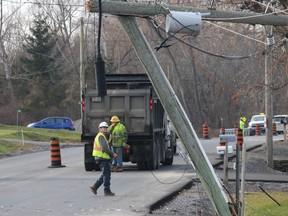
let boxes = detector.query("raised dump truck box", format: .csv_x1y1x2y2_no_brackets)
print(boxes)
81,74,176,171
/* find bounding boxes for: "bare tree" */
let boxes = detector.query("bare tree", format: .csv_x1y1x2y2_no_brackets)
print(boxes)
0,0,25,103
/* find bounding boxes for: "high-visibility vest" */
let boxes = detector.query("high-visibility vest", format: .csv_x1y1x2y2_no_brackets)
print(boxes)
239,119,245,130
92,132,110,159
108,123,127,147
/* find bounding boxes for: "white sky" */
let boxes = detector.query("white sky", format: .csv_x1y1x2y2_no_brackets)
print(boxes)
2,0,87,19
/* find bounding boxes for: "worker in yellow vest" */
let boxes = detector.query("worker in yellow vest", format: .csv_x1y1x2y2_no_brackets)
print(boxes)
108,116,127,172
90,122,117,196
239,117,247,131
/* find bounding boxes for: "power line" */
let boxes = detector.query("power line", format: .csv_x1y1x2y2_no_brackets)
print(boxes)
204,21,266,45
156,25,265,60
203,11,280,22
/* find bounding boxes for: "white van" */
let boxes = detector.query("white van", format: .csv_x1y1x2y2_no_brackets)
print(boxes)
273,115,288,134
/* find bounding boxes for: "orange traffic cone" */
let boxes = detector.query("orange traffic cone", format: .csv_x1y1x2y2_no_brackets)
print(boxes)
48,138,66,168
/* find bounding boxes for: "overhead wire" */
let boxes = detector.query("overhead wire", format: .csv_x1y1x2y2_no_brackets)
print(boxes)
153,0,288,60
202,11,280,22
155,23,265,60
204,21,266,45
151,17,262,108
151,2,288,109
153,4,267,59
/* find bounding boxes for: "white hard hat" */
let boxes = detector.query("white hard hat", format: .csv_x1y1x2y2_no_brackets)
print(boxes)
99,122,108,128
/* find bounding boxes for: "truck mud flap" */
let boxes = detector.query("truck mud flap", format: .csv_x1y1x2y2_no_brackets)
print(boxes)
133,140,158,170
146,140,160,170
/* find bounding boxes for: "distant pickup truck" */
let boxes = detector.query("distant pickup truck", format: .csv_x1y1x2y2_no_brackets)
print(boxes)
273,115,288,134
248,114,266,135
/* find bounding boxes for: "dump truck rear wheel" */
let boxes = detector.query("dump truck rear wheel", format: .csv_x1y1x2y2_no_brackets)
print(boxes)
84,142,94,171
137,161,146,170
85,162,93,171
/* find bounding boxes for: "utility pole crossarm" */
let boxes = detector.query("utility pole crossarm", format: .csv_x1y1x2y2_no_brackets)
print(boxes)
87,0,288,26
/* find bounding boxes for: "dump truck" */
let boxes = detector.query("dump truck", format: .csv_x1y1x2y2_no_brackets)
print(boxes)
81,74,176,171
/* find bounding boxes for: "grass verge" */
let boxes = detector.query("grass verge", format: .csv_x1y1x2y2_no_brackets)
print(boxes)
0,124,81,143
0,124,82,156
245,192,288,215
0,139,32,155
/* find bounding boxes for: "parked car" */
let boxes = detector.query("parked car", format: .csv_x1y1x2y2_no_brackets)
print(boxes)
248,114,266,135
27,116,75,131
273,115,288,134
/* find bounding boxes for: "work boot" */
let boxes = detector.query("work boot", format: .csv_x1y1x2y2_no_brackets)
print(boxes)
104,191,115,196
111,165,117,172
115,167,123,172
90,185,97,195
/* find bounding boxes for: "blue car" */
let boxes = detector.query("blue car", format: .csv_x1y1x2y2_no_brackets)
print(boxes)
27,116,75,131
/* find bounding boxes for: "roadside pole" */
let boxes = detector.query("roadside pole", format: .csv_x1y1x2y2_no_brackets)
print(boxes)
223,142,229,187
235,143,240,214
265,28,274,168
79,17,85,122
284,124,287,143
240,142,246,216
16,109,22,138
21,129,24,145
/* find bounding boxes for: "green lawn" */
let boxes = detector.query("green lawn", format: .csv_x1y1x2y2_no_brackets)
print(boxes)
0,124,81,142
0,139,32,154
245,192,288,215
0,124,81,155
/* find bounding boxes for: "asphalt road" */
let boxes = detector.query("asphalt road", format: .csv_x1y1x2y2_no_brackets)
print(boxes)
0,146,195,216
0,134,282,216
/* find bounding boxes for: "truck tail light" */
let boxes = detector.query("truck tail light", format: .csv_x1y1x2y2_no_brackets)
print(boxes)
149,99,153,111
125,148,130,154
81,100,85,112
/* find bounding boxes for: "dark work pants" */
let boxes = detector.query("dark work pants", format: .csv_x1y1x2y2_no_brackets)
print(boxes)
94,159,111,193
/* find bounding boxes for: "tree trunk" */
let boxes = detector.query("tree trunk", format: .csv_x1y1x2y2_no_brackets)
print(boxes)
0,40,15,103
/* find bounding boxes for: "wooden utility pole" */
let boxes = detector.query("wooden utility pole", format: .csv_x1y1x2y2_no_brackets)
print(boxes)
87,0,288,26
79,17,85,122
265,27,274,168
117,15,232,215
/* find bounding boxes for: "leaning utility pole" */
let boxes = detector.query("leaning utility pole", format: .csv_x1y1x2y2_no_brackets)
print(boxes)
118,16,232,215
87,1,233,215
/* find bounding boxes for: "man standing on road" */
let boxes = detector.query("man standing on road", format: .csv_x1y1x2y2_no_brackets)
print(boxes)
90,122,117,196
108,116,127,172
